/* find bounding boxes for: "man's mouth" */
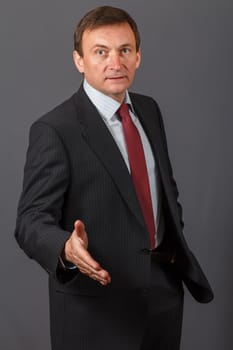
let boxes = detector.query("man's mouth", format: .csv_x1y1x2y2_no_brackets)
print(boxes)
105,76,127,80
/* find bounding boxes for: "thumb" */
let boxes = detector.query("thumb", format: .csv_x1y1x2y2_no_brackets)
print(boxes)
73,220,88,247
74,220,85,237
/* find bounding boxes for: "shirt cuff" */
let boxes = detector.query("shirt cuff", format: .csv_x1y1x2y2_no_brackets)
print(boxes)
59,256,77,270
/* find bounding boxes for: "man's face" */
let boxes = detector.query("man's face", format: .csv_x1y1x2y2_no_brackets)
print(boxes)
73,22,141,103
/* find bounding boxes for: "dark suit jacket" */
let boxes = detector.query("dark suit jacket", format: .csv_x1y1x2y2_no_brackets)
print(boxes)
15,85,213,304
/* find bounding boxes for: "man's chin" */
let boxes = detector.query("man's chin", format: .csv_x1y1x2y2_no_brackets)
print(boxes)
103,88,126,102
105,81,130,93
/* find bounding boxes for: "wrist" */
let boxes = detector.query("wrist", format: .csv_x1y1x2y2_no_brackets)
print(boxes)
59,255,77,271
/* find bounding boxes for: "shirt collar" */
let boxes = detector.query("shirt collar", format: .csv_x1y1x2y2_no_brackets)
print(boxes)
83,79,136,123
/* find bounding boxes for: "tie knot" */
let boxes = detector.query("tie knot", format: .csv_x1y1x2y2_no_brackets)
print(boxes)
118,103,130,121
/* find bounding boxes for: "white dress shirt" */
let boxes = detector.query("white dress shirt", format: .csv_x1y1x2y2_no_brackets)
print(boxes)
83,80,164,246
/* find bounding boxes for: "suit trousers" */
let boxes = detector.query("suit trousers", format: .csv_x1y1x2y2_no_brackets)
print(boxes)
140,258,184,350
50,259,184,350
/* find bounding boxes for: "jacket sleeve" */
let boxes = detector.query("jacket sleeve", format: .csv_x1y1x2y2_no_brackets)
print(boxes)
15,121,73,278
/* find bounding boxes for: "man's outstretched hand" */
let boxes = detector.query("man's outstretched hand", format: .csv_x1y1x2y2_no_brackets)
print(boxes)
62,220,111,286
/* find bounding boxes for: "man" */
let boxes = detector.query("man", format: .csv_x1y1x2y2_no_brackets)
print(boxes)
15,6,213,350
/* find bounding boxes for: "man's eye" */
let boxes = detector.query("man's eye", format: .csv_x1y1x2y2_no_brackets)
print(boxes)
96,49,106,56
122,48,130,54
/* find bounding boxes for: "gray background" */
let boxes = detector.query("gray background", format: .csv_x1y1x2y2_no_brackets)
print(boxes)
1,0,232,349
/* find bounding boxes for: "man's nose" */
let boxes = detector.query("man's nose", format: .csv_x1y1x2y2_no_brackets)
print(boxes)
108,51,121,70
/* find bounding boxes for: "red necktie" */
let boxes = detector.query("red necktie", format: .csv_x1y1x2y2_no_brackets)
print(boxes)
118,103,156,248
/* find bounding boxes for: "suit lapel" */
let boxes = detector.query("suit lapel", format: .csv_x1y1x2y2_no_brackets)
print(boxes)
131,95,171,191
131,95,183,234
73,87,145,229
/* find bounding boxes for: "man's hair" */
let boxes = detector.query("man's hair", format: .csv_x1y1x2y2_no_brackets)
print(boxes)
74,6,141,56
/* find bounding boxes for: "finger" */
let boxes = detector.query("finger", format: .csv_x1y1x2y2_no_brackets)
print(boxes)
77,264,111,285
89,269,111,285
74,247,101,271
73,245,111,280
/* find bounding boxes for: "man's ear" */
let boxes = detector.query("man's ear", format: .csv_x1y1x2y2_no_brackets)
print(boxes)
73,50,84,73
135,48,141,69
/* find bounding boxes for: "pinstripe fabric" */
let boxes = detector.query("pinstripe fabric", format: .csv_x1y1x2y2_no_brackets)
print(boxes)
83,79,164,246
15,84,213,350
15,84,213,298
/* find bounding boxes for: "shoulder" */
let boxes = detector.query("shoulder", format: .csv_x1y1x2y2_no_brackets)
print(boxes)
29,86,88,140
35,93,77,130
27,93,80,159
129,91,160,111
129,91,163,120
28,87,89,149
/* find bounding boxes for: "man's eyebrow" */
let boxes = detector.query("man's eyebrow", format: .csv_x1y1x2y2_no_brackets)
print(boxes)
120,43,134,47
90,43,134,50
90,44,109,50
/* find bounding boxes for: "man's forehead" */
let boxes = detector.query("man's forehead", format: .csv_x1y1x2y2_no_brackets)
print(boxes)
83,22,134,37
